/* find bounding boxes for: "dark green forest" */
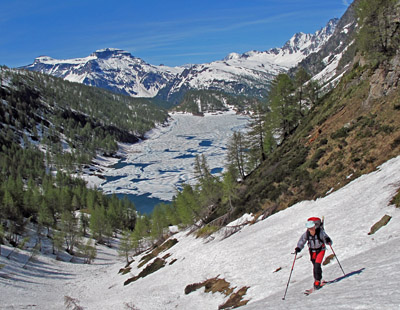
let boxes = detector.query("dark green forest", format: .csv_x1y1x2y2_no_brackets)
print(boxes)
0,68,168,258
174,89,261,115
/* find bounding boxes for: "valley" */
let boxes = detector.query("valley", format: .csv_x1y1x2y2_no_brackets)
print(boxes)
1,155,399,309
1,1,400,309
83,111,250,214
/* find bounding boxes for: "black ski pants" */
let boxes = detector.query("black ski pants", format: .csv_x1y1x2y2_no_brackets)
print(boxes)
309,248,325,281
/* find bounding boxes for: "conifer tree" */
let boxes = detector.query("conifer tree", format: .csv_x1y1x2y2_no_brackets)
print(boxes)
60,210,80,254
71,195,80,211
53,230,64,258
246,102,268,171
268,73,296,139
163,203,180,226
193,155,222,214
78,239,97,264
294,68,311,118
79,212,90,237
226,131,246,180
221,169,237,212
150,205,167,241
131,214,150,253
38,201,54,237
122,197,136,231
173,184,198,225
118,230,134,264
89,205,107,243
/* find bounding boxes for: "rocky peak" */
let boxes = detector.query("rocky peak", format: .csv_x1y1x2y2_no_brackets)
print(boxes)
91,48,132,59
281,18,338,55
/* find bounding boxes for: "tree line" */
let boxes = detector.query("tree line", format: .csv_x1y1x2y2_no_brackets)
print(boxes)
0,68,169,167
0,68,169,262
115,69,322,257
176,89,261,115
0,140,137,260
226,68,320,180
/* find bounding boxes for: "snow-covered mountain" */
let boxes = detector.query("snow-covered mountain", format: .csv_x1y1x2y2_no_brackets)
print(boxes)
23,19,339,102
160,18,339,103
23,48,184,98
292,1,358,88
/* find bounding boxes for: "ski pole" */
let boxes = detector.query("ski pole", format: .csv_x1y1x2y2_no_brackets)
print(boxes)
282,252,297,300
329,244,346,276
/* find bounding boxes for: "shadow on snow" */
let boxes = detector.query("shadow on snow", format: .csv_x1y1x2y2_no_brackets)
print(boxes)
327,268,365,284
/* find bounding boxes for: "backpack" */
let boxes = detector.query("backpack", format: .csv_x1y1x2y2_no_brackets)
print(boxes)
306,216,325,245
307,216,324,230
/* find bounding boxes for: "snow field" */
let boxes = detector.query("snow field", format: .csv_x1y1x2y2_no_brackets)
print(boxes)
97,112,250,202
2,155,399,309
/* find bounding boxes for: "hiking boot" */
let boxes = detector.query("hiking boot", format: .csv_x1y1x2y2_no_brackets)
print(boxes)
314,280,321,290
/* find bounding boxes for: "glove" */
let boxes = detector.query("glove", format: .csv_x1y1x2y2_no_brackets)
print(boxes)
325,237,332,245
295,247,301,253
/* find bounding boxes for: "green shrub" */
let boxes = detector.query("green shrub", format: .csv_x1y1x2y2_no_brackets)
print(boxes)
356,129,373,138
380,125,394,134
331,127,350,139
311,169,329,182
303,181,316,198
335,162,345,173
390,189,400,208
309,148,326,169
359,116,375,128
196,225,219,238
318,138,328,146
292,168,310,187
391,135,400,149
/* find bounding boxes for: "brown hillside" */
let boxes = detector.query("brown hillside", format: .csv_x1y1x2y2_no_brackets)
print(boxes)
232,55,400,217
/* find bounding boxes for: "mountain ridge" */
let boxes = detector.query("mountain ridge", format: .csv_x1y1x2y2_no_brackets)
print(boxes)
22,18,339,104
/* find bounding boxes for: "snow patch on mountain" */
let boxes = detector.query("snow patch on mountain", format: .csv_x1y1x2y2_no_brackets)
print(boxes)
23,19,339,101
164,19,339,99
25,48,184,98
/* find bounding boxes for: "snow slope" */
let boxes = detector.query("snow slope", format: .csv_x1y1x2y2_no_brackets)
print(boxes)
1,156,400,310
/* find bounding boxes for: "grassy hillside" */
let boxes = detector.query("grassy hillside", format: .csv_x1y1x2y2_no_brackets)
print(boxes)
233,54,400,217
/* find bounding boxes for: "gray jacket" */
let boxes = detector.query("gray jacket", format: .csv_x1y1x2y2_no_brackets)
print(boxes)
297,228,331,251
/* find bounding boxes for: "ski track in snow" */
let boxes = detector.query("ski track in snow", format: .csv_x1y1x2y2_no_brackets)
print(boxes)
1,155,400,309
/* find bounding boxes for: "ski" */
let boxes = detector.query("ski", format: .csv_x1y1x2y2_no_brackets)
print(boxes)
304,281,327,295
304,288,314,296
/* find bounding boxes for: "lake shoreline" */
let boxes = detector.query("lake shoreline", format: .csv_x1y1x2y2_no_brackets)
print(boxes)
78,110,249,214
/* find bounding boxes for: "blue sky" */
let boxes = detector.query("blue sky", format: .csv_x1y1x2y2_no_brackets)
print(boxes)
1,0,352,68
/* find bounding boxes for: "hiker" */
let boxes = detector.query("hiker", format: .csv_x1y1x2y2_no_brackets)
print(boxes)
295,218,332,290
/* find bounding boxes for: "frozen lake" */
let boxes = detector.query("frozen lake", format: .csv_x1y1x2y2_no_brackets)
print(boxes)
98,111,249,214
